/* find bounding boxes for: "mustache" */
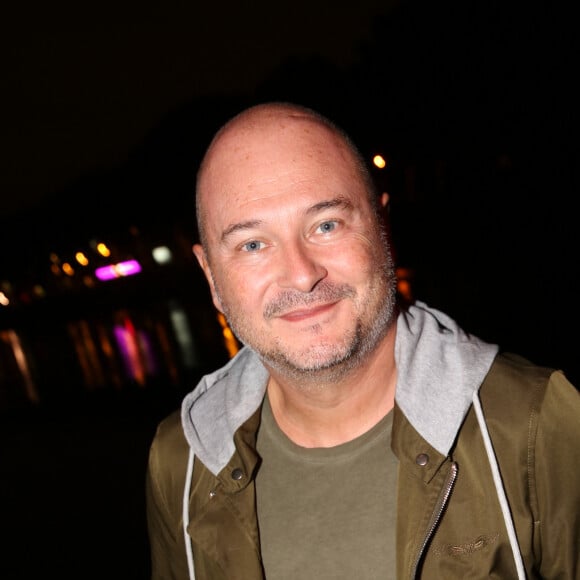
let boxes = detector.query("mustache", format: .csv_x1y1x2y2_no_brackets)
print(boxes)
263,282,356,319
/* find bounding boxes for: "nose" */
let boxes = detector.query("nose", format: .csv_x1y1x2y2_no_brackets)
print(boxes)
277,239,327,292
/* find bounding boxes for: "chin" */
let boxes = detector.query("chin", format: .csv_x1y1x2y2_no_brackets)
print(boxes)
274,340,354,372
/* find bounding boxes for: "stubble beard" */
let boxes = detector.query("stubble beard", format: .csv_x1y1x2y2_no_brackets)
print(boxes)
215,246,398,388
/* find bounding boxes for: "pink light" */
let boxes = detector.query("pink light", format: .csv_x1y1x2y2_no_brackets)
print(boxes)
95,259,142,281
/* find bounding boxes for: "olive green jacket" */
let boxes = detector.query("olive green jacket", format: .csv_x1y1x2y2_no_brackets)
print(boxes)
146,303,580,579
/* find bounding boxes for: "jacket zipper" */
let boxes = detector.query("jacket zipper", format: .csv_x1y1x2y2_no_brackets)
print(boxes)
409,461,458,579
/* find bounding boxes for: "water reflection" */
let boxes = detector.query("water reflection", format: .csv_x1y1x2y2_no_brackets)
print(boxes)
0,298,237,411
0,329,40,404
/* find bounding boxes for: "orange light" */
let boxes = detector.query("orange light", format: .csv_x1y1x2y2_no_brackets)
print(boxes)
75,251,89,266
373,155,387,169
62,263,75,276
96,243,111,257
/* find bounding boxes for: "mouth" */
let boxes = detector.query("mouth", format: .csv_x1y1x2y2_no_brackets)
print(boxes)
278,301,338,322
264,282,356,321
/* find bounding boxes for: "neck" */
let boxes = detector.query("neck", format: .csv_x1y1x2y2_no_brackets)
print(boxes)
265,321,397,448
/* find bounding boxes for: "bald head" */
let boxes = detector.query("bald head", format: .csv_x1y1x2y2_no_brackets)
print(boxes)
195,102,379,249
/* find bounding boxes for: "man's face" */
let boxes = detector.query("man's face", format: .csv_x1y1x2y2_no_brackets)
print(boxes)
194,111,396,381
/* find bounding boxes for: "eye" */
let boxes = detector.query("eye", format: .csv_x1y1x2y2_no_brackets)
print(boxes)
240,240,265,252
315,220,338,234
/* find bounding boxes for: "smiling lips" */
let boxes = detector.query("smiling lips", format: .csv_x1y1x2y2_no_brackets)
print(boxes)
278,301,339,322
263,281,356,321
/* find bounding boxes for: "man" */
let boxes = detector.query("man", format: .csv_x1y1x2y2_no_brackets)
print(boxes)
146,102,580,579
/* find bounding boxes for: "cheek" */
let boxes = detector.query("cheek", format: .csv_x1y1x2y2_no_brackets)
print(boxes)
214,264,270,311
330,240,379,280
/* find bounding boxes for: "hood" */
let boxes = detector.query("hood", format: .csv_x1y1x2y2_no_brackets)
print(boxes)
395,301,498,455
181,301,499,475
181,347,269,476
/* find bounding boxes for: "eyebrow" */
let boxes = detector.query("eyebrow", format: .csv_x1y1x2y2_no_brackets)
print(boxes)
306,196,353,215
221,219,263,243
220,196,354,243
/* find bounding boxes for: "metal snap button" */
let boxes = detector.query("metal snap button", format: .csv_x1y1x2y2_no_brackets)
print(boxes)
231,467,244,481
415,453,429,466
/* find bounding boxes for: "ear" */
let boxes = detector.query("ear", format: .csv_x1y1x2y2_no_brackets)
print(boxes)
192,244,224,313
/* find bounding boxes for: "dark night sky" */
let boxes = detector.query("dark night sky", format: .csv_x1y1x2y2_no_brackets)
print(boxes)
2,0,396,217
2,1,576,216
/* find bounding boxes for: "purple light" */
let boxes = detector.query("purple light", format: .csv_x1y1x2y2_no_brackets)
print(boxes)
95,260,142,281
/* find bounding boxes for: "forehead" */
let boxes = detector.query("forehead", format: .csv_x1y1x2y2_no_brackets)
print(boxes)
197,111,368,227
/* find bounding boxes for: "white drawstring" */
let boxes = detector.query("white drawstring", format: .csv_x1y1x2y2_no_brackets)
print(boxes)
183,448,196,580
472,390,526,579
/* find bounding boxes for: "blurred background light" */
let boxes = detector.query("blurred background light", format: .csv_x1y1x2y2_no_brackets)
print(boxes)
95,259,142,281
96,242,111,258
152,245,173,265
373,154,386,169
62,263,75,276
75,252,89,266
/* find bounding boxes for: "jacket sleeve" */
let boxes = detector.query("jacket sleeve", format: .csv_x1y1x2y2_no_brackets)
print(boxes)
145,411,191,580
533,371,580,578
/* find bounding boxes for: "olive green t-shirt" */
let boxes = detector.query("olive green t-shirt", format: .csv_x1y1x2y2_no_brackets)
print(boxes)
256,395,397,580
